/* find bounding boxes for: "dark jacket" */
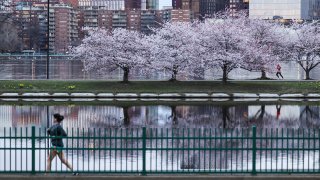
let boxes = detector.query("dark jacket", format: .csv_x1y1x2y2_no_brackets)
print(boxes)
47,124,67,147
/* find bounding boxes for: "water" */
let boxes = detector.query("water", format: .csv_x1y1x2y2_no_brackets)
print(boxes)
0,100,320,173
1,57,320,80
0,102,320,129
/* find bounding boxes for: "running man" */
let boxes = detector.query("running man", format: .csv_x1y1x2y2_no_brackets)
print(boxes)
47,113,77,175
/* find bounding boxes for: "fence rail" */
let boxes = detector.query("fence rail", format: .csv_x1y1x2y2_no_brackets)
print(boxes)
0,126,320,175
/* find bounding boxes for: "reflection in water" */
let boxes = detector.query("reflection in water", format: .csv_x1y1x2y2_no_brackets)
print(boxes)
0,103,320,129
0,128,319,172
1,102,320,172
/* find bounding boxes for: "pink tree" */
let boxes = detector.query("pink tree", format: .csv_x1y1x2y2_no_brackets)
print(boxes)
72,28,147,83
149,22,199,81
242,19,287,79
285,23,320,80
197,13,248,83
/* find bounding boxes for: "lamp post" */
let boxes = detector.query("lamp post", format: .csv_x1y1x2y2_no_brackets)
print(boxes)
46,0,49,79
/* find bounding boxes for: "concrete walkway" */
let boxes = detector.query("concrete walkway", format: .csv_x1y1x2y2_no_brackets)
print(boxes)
1,175,320,180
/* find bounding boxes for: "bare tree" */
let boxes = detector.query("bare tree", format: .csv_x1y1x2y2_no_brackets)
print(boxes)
0,18,20,52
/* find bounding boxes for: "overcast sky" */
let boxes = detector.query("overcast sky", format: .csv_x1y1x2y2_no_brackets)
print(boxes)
159,0,172,9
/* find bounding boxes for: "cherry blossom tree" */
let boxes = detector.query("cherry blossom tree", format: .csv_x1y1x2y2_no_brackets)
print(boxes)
242,19,287,79
149,22,199,81
72,28,147,83
285,22,320,80
197,12,247,83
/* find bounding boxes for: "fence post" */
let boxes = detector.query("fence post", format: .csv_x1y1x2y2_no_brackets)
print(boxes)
142,127,147,176
252,126,257,175
31,126,36,175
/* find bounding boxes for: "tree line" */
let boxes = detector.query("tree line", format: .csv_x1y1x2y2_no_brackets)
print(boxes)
73,12,320,83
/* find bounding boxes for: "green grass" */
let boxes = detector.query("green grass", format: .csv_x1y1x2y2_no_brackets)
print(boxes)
0,80,320,94
1,100,320,106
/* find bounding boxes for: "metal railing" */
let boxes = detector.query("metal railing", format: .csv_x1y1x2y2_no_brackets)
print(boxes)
0,126,320,175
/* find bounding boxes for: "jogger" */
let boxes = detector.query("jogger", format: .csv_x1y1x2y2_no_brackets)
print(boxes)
46,113,76,175
276,64,284,79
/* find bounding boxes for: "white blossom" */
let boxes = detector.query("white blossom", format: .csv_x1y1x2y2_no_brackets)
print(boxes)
197,13,247,82
285,22,320,80
242,19,287,79
149,22,199,81
72,28,146,82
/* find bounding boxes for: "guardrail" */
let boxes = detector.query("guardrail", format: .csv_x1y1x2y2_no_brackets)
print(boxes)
0,126,319,175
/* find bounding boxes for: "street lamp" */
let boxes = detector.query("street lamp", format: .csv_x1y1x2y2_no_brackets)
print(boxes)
46,0,49,79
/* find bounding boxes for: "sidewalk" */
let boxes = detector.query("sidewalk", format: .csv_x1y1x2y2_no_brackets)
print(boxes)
1,175,320,180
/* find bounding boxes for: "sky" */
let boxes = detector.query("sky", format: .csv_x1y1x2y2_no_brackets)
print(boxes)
158,0,172,9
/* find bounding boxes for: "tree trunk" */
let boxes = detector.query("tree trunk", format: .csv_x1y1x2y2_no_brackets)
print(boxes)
222,65,228,83
260,70,268,79
305,69,311,80
170,69,178,82
123,67,129,83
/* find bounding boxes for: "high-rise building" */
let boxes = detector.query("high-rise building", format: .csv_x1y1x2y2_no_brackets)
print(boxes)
172,0,199,19
13,1,48,51
156,9,171,23
125,0,141,9
199,0,229,18
98,9,159,33
229,0,249,16
172,0,182,9
249,0,320,20
190,0,200,19
230,0,249,11
140,10,156,33
174,0,249,19
49,4,78,53
0,0,13,12
78,0,125,10
171,9,192,22
142,0,159,10
60,0,79,7
12,0,44,3
127,9,141,30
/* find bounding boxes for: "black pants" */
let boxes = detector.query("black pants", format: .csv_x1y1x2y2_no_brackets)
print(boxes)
276,72,283,79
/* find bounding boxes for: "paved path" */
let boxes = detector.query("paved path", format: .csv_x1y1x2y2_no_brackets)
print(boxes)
1,175,320,180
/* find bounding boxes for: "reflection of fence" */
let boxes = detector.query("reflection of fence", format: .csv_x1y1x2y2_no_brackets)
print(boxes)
0,126,320,175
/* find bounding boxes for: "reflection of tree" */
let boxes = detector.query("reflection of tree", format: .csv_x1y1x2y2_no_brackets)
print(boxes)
168,105,178,125
66,128,143,159
121,106,145,127
245,105,266,127
222,106,231,129
300,106,320,128
123,106,130,126
177,128,251,169
171,106,223,128
219,106,245,129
